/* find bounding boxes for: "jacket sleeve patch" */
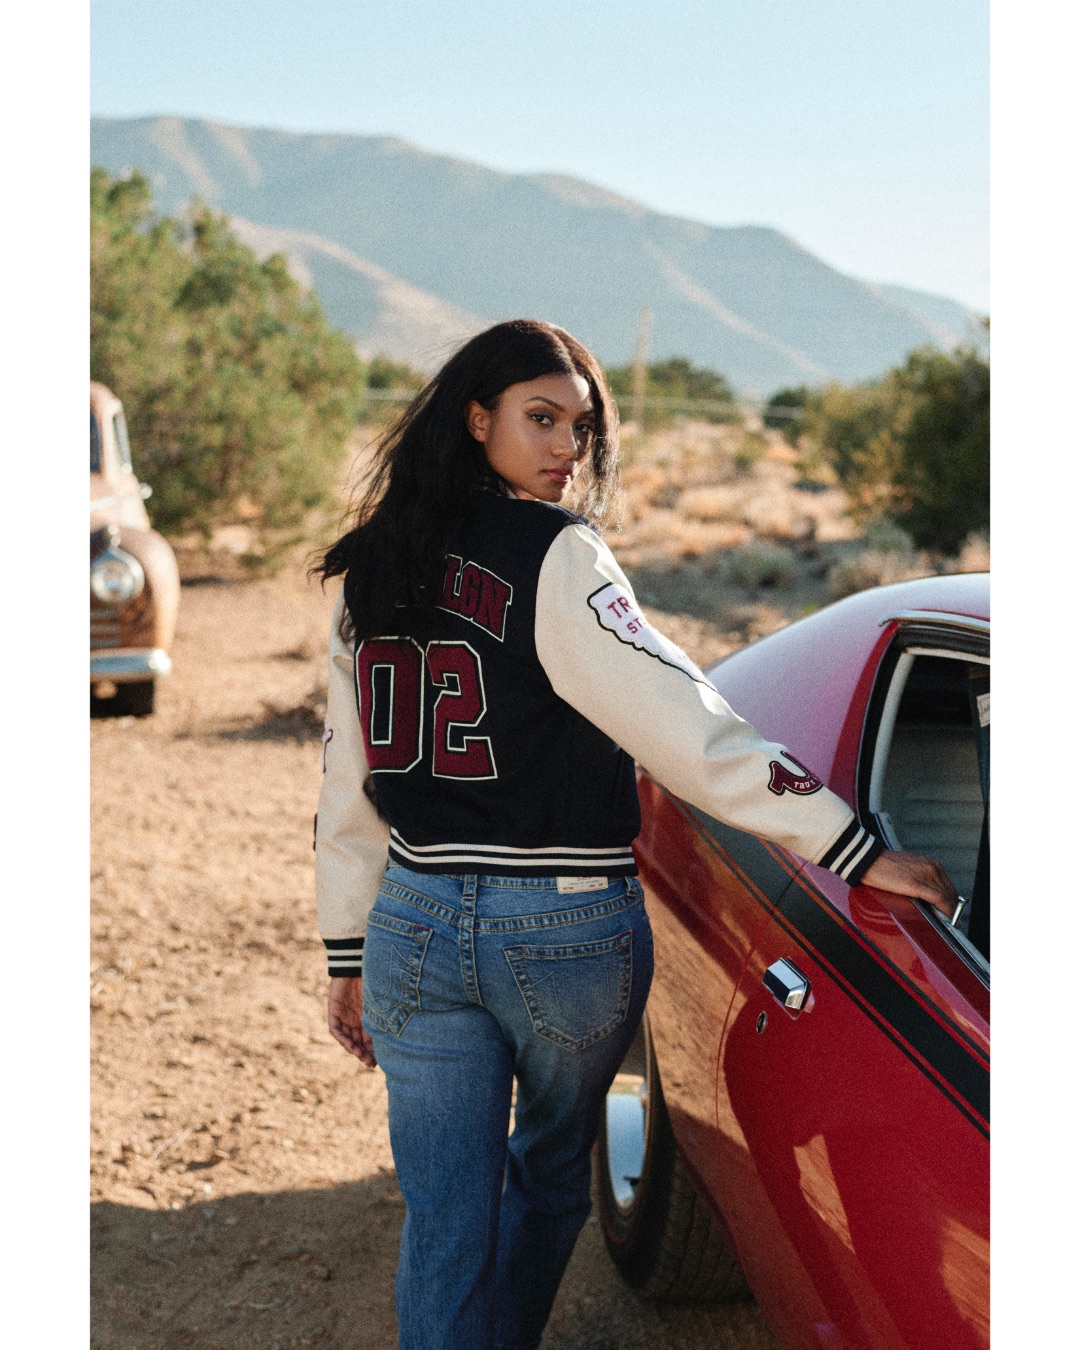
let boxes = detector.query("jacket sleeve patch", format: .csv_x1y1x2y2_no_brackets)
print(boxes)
767,752,824,796
587,583,711,686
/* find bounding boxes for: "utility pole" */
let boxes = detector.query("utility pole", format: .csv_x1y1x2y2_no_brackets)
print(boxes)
630,304,652,435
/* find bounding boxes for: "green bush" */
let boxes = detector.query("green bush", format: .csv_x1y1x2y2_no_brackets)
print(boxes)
605,356,737,432
733,429,768,476
727,541,797,591
797,379,905,502
763,386,811,444
888,347,989,552
90,168,365,535
796,345,989,553
355,353,427,423
862,518,915,555
363,353,425,391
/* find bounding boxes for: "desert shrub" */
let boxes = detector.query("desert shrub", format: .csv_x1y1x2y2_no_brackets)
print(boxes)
887,347,989,552
91,168,365,535
797,379,905,503
606,356,738,432
827,549,927,600
727,541,796,591
733,429,767,476
797,345,989,553
862,518,915,555
942,530,991,575
763,386,811,444
355,353,427,422
364,353,424,390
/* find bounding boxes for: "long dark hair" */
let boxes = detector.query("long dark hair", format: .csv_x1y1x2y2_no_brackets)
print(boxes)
315,319,620,642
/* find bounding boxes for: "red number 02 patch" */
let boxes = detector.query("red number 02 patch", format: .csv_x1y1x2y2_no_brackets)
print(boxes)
355,638,496,780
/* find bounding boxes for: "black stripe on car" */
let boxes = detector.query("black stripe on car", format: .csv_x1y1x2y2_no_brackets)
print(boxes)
662,794,989,1138
759,840,989,1068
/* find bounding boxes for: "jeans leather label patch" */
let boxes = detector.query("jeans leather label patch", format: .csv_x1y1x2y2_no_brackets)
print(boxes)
556,876,608,894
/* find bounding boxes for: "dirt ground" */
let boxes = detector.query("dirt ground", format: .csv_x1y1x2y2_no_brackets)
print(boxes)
90,557,780,1350
91,428,986,1348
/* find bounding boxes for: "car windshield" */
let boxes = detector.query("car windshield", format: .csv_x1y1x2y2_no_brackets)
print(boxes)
91,410,102,472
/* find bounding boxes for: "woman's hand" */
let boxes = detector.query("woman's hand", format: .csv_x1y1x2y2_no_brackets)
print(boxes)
860,849,958,920
328,976,377,1067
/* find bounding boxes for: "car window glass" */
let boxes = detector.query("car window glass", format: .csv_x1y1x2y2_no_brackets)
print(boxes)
112,409,133,472
873,652,989,964
91,411,102,472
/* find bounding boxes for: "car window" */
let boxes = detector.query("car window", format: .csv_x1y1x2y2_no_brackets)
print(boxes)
868,648,989,969
112,408,133,472
91,410,102,472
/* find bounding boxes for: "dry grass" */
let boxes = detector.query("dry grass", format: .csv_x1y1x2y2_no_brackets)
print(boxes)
606,422,986,648
726,541,798,591
946,531,991,575
166,419,987,679
827,549,928,600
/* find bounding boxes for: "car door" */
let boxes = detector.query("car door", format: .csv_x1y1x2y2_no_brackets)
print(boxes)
715,624,990,1350
636,770,805,1231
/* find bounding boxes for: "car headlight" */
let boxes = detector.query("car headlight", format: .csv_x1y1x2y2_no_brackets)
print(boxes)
90,548,146,605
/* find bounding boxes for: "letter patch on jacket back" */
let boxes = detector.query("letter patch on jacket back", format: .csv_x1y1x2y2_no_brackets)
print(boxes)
588,583,711,686
439,554,513,641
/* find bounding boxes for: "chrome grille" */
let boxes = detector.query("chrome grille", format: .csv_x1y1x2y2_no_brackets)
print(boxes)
90,606,122,650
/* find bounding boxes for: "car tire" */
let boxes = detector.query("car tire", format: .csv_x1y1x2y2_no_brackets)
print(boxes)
91,680,156,718
116,680,156,716
594,1012,749,1303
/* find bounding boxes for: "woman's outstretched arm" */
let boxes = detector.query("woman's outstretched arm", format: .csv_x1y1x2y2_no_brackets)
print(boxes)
535,524,956,916
859,850,957,916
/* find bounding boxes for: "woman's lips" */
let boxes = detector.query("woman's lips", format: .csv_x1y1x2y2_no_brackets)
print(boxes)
544,469,573,485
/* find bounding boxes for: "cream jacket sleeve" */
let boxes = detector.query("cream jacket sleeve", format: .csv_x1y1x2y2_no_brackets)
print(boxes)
534,524,882,881
315,592,390,975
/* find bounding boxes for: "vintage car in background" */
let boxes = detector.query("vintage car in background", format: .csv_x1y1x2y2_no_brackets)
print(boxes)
595,573,989,1349
90,381,180,716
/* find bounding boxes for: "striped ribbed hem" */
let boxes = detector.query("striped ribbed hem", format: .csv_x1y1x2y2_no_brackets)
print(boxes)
325,936,364,978
387,828,637,877
817,819,884,885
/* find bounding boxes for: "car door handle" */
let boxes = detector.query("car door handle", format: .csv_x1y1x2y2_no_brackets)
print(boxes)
763,958,811,1012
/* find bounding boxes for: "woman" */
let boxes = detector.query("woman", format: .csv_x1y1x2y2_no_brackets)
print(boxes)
314,320,955,1350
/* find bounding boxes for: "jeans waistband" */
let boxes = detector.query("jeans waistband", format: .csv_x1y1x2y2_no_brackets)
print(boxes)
377,864,644,933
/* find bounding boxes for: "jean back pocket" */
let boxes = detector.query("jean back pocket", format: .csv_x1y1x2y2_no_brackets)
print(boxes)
504,930,633,1051
362,912,432,1036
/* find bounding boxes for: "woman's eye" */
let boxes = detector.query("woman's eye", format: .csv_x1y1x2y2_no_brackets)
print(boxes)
530,413,553,426
575,423,594,438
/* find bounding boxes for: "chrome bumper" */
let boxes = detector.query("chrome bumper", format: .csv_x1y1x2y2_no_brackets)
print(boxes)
90,648,172,682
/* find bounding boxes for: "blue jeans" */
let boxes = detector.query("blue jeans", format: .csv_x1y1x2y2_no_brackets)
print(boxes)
362,865,654,1350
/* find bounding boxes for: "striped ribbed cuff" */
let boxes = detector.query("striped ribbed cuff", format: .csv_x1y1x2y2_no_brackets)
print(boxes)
324,936,364,978
818,819,884,886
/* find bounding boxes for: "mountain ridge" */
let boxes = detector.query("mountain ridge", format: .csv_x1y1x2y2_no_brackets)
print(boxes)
227,217,489,370
91,115,986,390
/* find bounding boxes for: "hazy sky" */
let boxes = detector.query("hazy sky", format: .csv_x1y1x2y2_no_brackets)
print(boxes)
91,0,989,310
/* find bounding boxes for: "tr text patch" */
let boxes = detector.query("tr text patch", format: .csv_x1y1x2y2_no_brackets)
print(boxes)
587,583,709,684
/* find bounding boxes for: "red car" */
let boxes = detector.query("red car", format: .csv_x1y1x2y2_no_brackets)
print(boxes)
594,573,989,1349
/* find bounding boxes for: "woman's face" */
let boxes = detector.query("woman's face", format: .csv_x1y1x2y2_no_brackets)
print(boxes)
465,372,595,504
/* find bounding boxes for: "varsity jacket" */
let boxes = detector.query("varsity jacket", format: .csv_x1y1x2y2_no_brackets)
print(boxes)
316,495,883,977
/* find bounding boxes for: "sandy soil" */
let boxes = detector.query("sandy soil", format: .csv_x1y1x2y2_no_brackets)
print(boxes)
90,556,780,1350
91,426,987,1347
